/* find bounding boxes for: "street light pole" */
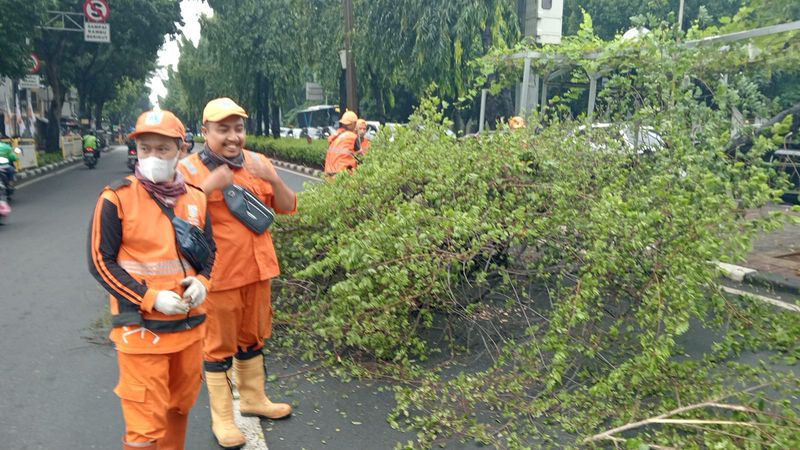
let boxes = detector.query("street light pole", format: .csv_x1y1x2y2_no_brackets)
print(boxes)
343,0,358,113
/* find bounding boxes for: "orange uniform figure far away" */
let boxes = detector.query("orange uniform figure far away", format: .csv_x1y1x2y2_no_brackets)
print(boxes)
325,110,360,176
88,110,217,450
177,97,297,449
356,118,371,155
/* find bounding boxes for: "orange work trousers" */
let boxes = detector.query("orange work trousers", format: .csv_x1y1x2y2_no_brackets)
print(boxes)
203,279,273,363
115,339,203,448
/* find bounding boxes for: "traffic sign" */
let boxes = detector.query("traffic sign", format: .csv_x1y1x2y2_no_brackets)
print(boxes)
305,82,324,101
83,0,110,23
30,54,40,74
84,22,111,43
19,75,42,89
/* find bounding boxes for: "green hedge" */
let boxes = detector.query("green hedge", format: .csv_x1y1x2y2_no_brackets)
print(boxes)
192,135,326,169
247,136,327,170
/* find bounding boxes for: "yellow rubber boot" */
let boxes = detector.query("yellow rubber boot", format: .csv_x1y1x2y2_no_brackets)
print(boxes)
205,371,246,449
234,355,292,419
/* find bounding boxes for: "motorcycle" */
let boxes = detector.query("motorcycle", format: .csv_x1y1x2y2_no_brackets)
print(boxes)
83,146,98,169
0,148,19,200
0,156,12,224
126,147,137,172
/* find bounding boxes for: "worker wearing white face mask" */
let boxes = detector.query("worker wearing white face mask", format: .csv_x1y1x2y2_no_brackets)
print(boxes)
138,154,179,183
89,109,217,450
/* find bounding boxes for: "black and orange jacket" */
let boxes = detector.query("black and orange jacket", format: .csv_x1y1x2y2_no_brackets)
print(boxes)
88,176,216,354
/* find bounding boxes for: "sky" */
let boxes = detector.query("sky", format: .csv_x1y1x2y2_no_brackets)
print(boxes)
147,0,214,106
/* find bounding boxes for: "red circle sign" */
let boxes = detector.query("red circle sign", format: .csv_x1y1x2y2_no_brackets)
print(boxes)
83,0,110,23
30,54,40,74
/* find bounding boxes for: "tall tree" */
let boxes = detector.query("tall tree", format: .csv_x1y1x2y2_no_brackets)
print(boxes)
34,0,181,151
202,0,305,136
0,0,45,77
105,77,151,127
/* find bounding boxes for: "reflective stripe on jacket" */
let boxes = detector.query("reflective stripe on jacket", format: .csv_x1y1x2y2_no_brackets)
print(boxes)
88,176,215,354
324,130,359,174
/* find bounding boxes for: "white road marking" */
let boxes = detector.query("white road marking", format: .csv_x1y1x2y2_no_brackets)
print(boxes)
234,398,269,450
231,380,269,449
16,164,82,189
720,285,800,313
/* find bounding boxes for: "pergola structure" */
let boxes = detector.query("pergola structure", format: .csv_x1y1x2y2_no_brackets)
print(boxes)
477,20,800,132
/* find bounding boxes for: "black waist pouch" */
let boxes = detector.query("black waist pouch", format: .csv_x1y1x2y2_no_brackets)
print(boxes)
171,216,212,271
222,184,275,235
148,193,212,272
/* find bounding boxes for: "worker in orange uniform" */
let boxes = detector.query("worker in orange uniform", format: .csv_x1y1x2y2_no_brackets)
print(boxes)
177,97,297,449
324,110,360,176
355,118,371,155
88,110,216,450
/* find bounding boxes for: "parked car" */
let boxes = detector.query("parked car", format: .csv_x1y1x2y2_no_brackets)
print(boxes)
575,123,664,154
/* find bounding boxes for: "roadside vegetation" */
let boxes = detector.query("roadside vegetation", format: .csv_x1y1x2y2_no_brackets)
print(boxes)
269,12,800,449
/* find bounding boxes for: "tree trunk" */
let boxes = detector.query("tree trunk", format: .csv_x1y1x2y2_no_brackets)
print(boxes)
94,100,104,131
44,63,64,153
339,70,347,114
269,80,280,138
481,22,498,129
263,76,271,137
255,75,263,136
370,70,386,122
78,90,88,124
453,108,465,135
270,101,280,139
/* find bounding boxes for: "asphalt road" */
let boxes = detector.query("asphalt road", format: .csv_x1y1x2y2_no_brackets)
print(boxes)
0,146,318,449
1,146,794,449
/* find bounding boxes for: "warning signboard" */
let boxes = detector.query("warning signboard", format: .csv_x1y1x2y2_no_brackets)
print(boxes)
84,22,111,43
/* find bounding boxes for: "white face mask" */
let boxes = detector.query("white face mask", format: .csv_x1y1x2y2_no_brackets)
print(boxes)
138,156,178,183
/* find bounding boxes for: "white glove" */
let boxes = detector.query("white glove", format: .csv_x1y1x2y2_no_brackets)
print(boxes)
154,290,190,315
181,277,207,308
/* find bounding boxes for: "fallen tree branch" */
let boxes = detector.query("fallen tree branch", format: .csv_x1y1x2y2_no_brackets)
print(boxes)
726,101,800,156
583,385,768,444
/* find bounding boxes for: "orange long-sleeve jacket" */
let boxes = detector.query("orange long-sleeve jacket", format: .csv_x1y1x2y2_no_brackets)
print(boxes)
178,150,297,292
325,130,359,174
88,176,215,354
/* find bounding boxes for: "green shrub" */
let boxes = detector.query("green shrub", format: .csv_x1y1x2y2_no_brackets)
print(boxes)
246,136,327,169
193,135,327,169
35,152,63,166
269,30,799,449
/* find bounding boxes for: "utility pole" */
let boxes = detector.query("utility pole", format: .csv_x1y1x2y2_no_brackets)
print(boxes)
677,0,685,32
343,0,358,113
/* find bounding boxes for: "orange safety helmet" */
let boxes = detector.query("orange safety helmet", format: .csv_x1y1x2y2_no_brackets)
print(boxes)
508,116,525,130
340,111,358,126
128,110,186,139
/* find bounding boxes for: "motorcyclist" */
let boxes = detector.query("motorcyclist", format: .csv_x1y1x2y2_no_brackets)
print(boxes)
83,130,100,158
0,141,19,191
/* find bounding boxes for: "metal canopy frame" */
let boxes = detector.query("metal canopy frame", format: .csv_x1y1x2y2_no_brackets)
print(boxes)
486,20,800,128
40,11,85,32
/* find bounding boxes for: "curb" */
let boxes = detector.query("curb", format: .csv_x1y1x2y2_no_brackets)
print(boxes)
716,262,800,296
16,156,82,182
269,158,323,178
